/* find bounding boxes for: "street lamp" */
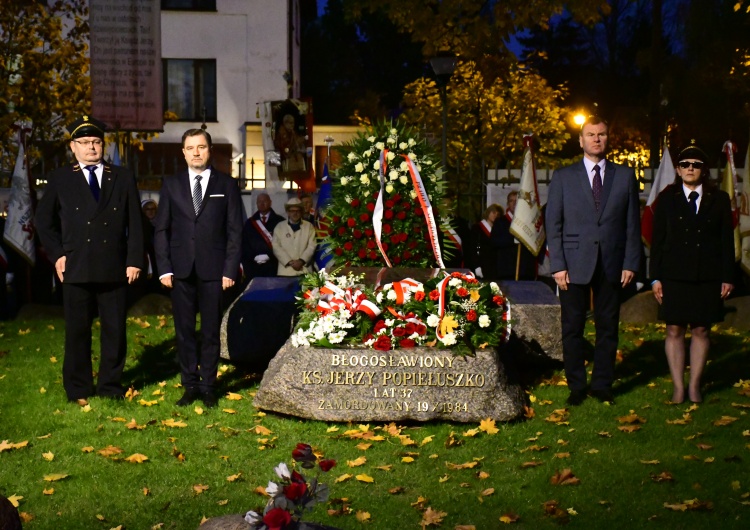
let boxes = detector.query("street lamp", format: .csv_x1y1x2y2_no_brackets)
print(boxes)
430,56,456,174
573,112,586,128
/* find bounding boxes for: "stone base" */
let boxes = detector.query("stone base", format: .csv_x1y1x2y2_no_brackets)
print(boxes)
500,281,562,361
254,341,525,422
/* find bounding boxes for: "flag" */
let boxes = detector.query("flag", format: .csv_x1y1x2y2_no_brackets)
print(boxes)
641,144,675,247
3,126,36,265
314,162,334,270
509,135,545,256
721,141,741,262
111,137,121,166
740,134,750,274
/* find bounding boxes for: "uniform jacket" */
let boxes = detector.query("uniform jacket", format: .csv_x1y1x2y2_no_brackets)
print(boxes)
272,219,316,276
546,159,641,284
153,169,243,281
650,184,734,283
35,163,144,283
241,209,285,278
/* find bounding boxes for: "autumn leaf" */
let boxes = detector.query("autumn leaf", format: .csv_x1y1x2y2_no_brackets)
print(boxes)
138,399,158,407
713,416,738,426
640,460,660,465
389,486,404,494
0,440,28,453
666,414,692,425
125,453,149,463
521,461,544,468
193,484,209,494
617,411,646,424
81,446,94,453
618,425,641,433
347,456,367,467
43,488,54,495
334,474,353,483
477,471,490,479
402,456,415,463
446,461,479,470
355,474,374,483
254,425,272,435
194,406,204,415
520,444,548,453
421,506,447,527
550,469,580,485
98,446,124,457
411,496,428,509
499,512,520,523
126,418,147,430
375,465,393,471
456,526,476,530
696,443,713,451
42,452,54,461
7,495,22,508
463,428,480,437
225,392,243,401
545,409,570,424
420,435,434,446
439,314,459,335
554,452,571,459
479,418,499,435
663,498,713,511
43,473,69,482
650,471,674,482
162,419,187,428
356,511,371,522
226,473,242,482
222,409,236,414
480,488,495,497
438,474,449,483
356,443,372,451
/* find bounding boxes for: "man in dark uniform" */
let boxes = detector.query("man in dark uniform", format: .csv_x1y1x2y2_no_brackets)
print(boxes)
241,192,284,281
35,115,143,405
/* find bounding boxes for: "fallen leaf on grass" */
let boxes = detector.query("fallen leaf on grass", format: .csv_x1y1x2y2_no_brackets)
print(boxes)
651,471,674,482
193,484,209,494
479,418,499,435
420,507,447,527
37,434,51,440
125,453,149,463
42,488,54,495
43,473,68,482
666,414,692,425
355,474,374,483
42,452,54,461
138,399,158,407
334,474,353,483
663,498,713,511
356,443,371,451
462,428,480,437
520,444,548,453
618,425,641,433
225,392,243,401
402,456,415,463
554,453,571,459
477,471,490,479
81,446,94,453
598,431,612,438
254,425,272,435
696,443,713,451
0,440,28,453
389,486,404,494
375,464,392,471
126,419,147,430
618,412,646,424
222,409,236,414
542,500,569,522
550,469,580,485
7,495,22,507
713,416,738,426
455,526,476,530
641,460,660,465
480,488,495,497
411,496,428,509
226,473,242,482
347,456,367,467
544,409,569,424
194,406,204,415
521,461,544,468
446,461,478,470
162,419,187,428
420,435,434,446
355,511,371,522
499,512,520,523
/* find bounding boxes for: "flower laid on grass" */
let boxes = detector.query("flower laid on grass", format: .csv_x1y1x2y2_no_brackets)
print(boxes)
245,443,336,530
293,269,511,356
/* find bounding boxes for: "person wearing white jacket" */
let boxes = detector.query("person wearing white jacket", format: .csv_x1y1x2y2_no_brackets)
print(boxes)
273,197,316,276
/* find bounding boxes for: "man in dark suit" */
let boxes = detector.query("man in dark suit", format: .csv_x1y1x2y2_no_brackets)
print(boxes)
35,115,143,405
491,190,538,280
241,192,284,281
545,116,641,405
153,128,243,408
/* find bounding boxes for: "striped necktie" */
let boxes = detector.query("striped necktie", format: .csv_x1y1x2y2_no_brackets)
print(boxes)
193,175,203,215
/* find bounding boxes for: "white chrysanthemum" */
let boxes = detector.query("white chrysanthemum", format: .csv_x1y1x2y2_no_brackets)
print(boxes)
390,128,398,135
400,161,409,171
423,158,432,165
410,189,417,199
389,170,399,180
375,142,385,150
490,282,500,294
427,314,440,327
367,135,376,142
407,152,416,160
449,277,462,287
313,327,326,340
274,463,290,479
409,332,421,340
376,292,384,303
328,332,345,344
363,149,373,157
478,315,491,328
340,177,348,186
363,190,370,197
360,175,370,185
439,333,457,346
386,151,396,161
386,290,397,301
384,318,395,327
373,160,380,170
386,136,396,144
385,184,394,194
354,162,364,173
408,138,416,146
399,175,408,185
399,142,408,149
347,152,357,161
345,195,352,204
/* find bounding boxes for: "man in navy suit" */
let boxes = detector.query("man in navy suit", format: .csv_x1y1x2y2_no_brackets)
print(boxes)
545,116,641,405
154,129,243,408
35,115,143,405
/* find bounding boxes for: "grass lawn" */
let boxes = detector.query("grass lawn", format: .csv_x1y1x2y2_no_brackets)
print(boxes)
1,314,749,530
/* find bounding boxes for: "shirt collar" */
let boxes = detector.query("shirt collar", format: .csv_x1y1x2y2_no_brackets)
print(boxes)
682,183,703,199
583,158,604,175
189,168,210,180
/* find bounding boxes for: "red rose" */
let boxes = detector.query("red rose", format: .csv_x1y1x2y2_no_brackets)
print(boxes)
399,338,417,348
332,216,341,223
358,249,367,259
414,291,425,301
284,481,307,500
416,324,427,335
385,200,395,208
263,508,292,530
351,198,360,207
327,228,334,236
319,459,336,472
334,248,343,256
466,310,478,322
366,202,375,212
403,250,412,260
374,320,387,333
360,213,370,222
392,326,406,337
429,290,440,301
493,295,505,306
393,193,402,201
364,229,374,237
353,229,362,239
404,322,416,335
390,235,400,244
392,256,401,264
373,335,392,351
347,217,356,228
415,206,423,215
401,201,411,210
291,470,305,483
344,241,353,251
451,272,463,277
369,251,378,259
366,240,376,249
400,233,408,242
396,211,407,220
382,243,389,252
408,240,417,249
457,287,469,297
384,210,394,219
383,224,392,234
338,226,347,236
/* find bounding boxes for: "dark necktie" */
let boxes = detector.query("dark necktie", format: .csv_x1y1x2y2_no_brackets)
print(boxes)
261,214,267,225
688,191,699,215
85,165,100,201
592,164,602,211
193,175,203,215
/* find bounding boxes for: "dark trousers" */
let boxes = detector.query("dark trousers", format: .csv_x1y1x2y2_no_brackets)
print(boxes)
62,282,128,400
172,270,222,392
559,256,621,393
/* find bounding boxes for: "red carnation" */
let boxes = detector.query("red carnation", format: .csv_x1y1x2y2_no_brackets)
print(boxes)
392,326,406,337
408,240,417,249
344,242,353,251
384,210,394,219
319,459,336,472
374,320,387,333
466,310,478,322
396,211,407,220
347,217,356,228
493,295,505,306
283,481,307,501
366,202,375,212
390,235,400,244
414,291,425,301
382,243,389,252
400,233,409,242
416,324,427,335
366,240,376,249
373,335,392,351
456,287,469,297
263,507,292,530
401,201,411,210
358,249,367,259
351,198,360,207
429,290,440,301
359,213,370,222
399,338,417,348
327,227,334,236
353,229,363,239
404,322,416,335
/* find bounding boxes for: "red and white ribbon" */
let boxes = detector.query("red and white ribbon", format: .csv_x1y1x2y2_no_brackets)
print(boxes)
316,282,380,319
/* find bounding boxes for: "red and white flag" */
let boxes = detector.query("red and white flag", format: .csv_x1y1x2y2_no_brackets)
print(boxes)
510,135,545,256
641,145,675,248
3,126,35,265
740,135,750,274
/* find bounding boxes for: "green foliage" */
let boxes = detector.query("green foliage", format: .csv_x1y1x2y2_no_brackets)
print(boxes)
0,0,90,167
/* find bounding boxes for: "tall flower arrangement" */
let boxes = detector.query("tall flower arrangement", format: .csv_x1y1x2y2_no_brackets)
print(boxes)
324,121,446,267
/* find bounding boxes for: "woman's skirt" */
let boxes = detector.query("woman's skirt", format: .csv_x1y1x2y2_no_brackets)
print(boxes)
658,279,724,324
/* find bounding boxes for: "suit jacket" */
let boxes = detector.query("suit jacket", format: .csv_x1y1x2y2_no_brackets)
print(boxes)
272,220,316,276
546,159,641,284
35,163,144,283
153,168,243,281
241,209,285,278
650,184,734,283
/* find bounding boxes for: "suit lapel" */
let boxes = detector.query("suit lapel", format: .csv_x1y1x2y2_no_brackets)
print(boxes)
598,161,616,217
575,160,597,212
97,163,116,214
196,169,219,217
71,164,99,211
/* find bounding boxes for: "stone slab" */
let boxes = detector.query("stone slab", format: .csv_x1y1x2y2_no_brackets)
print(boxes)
499,281,562,361
253,341,525,422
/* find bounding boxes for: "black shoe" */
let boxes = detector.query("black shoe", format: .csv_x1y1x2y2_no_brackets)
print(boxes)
176,388,201,407
201,390,219,408
566,390,587,406
591,389,615,404
98,392,125,400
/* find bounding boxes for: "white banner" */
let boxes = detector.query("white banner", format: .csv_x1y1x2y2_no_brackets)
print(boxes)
3,127,35,265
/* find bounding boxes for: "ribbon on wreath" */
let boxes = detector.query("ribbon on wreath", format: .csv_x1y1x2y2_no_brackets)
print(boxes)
373,149,445,268
316,281,381,319
389,278,422,304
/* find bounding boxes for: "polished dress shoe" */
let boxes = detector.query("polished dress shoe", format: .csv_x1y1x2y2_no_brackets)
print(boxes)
591,389,615,404
201,390,219,408
176,388,201,407
566,390,587,406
